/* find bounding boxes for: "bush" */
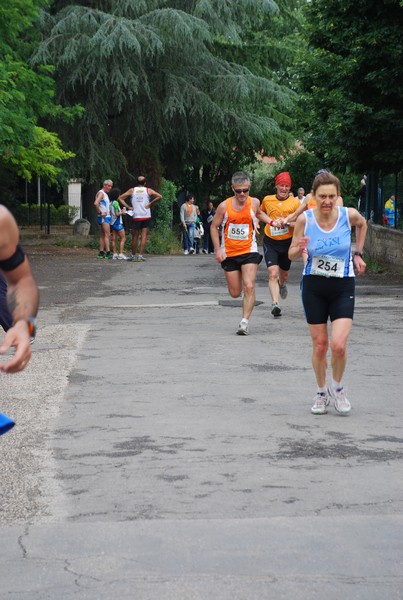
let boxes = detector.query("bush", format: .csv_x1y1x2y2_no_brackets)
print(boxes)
147,178,179,253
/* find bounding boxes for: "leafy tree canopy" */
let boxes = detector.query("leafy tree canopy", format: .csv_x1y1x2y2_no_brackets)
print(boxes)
297,0,403,174
0,0,78,183
34,0,299,189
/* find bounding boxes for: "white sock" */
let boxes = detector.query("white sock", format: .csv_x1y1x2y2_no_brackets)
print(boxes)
332,379,342,391
318,386,327,394
240,318,248,325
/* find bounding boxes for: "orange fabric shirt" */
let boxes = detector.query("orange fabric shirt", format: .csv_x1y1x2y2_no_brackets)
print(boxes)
261,194,300,241
221,197,258,257
307,195,317,209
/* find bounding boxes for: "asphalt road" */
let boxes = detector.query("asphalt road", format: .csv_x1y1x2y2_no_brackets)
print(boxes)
1,247,402,599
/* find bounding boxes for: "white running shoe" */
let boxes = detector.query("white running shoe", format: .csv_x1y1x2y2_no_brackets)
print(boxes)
271,303,282,317
236,320,249,336
112,253,119,260
117,253,128,260
137,255,147,261
311,391,330,415
189,248,195,254
202,249,208,254
329,386,351,415
184,250,189,255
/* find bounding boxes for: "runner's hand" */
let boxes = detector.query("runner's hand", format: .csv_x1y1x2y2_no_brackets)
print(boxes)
0,321,31,373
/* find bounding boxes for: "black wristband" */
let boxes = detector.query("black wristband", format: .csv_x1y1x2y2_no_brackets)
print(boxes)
354,252,364,258
0,244,25,271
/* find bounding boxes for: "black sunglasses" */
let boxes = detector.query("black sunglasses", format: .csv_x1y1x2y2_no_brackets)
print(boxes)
233,187,250,194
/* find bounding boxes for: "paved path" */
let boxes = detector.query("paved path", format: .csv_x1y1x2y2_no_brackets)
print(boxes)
1,251,402,599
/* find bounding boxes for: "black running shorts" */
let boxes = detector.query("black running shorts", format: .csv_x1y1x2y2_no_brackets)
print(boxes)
301,275,355,324
221,252,263,272
132,218,152,230
263,235,292,271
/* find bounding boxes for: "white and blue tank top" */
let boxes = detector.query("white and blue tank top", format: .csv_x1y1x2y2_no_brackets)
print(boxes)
303,207,354,278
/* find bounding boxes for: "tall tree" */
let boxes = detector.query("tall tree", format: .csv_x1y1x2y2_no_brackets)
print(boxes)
0,0,77,183
297,0,403,174
34,0,298,190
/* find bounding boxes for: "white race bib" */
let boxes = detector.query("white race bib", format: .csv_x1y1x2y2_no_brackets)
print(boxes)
270,224,289,237
311,254,345,278
228,223,249,240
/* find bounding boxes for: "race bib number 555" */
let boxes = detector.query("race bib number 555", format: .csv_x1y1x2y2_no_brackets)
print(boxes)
228,223,249,240
311,254,345,278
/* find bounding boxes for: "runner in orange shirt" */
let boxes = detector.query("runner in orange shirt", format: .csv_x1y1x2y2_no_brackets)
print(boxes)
210,171,273,336
260,172,300,317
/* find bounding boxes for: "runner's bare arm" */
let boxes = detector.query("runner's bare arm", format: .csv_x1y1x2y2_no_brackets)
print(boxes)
94,191,106,213
348,208,367,275
0,207,39,373
210,202,226,261
145,188,162,209
288,215,309,261
255,203,277,226
117,189,134,209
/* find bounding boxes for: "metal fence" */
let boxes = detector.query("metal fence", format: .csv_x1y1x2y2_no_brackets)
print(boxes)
364,171,402,229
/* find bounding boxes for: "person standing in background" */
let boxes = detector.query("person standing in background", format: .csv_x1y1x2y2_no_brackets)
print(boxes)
119,176,162,261
180,194,198,255
94,179,113,259
109,187,128,260
201,201,216,254
297,188,306,203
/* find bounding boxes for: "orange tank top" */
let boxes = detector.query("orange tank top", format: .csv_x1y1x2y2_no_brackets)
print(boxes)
221,197,258,257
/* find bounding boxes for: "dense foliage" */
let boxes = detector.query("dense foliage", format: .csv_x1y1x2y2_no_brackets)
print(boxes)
33,0,297,192
0,0,78,182
297,0,403,175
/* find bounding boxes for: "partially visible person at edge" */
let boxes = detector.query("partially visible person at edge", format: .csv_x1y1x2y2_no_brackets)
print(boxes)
260,172,301,318
384,194,397,228
94,179,113,259
180,193,198,255
0,273,12,333
109,187,128,260
210,171,274,336
119,176,162,261
201,200,216,254
288,171,367,417
287,169,344,221
0,206,39,373
193,215,204,254
284,169,344,266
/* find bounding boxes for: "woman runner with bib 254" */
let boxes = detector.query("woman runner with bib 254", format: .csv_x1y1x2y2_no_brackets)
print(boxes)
288,171,367,416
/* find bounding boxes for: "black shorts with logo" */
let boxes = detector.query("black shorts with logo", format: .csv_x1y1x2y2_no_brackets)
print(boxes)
263,234,292,271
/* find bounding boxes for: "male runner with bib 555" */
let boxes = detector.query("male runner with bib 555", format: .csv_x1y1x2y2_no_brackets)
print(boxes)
210,171,275,336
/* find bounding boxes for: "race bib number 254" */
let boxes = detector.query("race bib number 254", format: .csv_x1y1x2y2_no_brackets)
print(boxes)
311,254,345,278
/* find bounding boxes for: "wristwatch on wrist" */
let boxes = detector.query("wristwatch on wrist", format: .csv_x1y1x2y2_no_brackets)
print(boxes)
354,251,364,258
